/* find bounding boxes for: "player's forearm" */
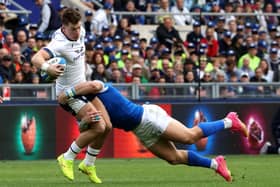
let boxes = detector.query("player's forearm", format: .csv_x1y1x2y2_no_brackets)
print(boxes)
65,81,103,97
31,50,51,71
58,81,104,104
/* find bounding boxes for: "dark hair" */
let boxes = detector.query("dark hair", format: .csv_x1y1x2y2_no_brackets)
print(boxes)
61,8,81,25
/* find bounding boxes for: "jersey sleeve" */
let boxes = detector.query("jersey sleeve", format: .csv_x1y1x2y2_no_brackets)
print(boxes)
44,38,64,57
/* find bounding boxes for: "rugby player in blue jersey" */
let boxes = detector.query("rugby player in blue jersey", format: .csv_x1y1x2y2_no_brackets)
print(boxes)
58,80,249,182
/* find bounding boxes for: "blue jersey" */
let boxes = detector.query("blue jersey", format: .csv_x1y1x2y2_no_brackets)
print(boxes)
96,85,144,131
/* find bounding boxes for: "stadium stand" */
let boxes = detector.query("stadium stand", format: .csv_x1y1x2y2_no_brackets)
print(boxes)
1,0,280,100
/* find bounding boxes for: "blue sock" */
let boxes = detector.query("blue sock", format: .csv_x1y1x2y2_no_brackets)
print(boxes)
187,150,211,168
198,120,225,137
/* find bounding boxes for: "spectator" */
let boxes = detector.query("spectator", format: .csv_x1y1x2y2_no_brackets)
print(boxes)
96,25,110,44
227,19,237,38
238,72,255,97
243,4,258,25
215,16,228,41
0,0,15,22
91,51,105,67
218,31,233,55
264,48,280,81
217,70,234,96
156,16,182,50
173,73,185,95
149,67,162,82
21,62,33,83
123,0,145,25
114,17,131,39
250,67,269,95
12,71,23,83
201,27,219,58
191,5,206,24
183,58,198,81
22,37,37,63
156,0,170,24
92,2,115,35
2,33,14,53
254,0,267,30
239,57,254,79
91,63,110,82
84,10,94,35
184,71,196,96
131,63,148,83
198,71,212,98
109,68,124,83
186,21,203,51
120,57,133,83
267,24,278,41
264,3,279,26
257,40,269,59
171,0,193,26
35,32,45,49
0,47,8,60
132,76,147,97
238,43,261,71
15,29,28,52
164,67,175,83
11,50,23,73
258,59,274,82
34,0,61,35
0,55,15,82
224,2,236,25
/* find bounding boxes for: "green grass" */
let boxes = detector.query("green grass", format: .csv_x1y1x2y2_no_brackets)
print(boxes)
0,155,279,187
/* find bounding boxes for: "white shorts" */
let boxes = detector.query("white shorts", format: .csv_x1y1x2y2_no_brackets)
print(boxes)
61,96,89,115
133,104,172,148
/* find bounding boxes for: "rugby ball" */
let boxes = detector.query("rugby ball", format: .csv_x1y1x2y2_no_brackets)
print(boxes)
41,57,66,82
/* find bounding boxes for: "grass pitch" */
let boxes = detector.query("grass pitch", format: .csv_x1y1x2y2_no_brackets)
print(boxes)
0,155,279,187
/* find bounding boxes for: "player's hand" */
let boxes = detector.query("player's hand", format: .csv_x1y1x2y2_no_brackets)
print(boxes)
82,111,102,124
57,91,68,104
47,64,65,77
0,96,3,103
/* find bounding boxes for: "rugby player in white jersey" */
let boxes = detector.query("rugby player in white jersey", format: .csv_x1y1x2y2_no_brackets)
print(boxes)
58,80,249,182
31,8,112,183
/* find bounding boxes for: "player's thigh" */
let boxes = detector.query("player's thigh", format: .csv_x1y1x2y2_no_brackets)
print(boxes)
76,101,98,119
148,137,186,163
162,118,203,144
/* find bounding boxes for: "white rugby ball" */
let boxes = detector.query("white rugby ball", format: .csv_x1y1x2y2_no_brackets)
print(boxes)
41,57,66,83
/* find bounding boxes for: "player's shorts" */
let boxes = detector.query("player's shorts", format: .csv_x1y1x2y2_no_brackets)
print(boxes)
133,104,172,148
59,94,95,116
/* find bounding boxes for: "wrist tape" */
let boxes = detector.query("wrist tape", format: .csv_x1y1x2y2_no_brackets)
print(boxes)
65,87,76,99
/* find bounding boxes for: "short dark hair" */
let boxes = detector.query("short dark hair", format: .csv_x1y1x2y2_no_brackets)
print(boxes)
61,8,81,25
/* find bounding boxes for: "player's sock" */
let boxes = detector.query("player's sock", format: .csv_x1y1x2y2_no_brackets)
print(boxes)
64,141,81,160
84,147,100,166
267,145,279,154
187,150,212,168
198,120,225,137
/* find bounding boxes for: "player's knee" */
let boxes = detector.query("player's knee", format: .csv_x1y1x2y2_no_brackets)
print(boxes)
89,121,106,134
166,156,179,165
104,123,112,134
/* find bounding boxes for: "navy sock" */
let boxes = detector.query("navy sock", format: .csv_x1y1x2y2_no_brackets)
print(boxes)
198,120,225,137
187,150,211,168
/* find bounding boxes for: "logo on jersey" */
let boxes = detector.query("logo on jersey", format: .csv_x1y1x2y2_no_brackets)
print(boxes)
74,47,84,54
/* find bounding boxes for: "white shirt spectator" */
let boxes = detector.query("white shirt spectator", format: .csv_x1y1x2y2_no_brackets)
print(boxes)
171,0,193,26
91,3,117,35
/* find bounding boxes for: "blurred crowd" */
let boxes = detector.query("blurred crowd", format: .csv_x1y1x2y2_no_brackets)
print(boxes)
0,0,280,98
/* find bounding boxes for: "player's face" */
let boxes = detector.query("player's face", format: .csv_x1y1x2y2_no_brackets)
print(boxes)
62,22,81,41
